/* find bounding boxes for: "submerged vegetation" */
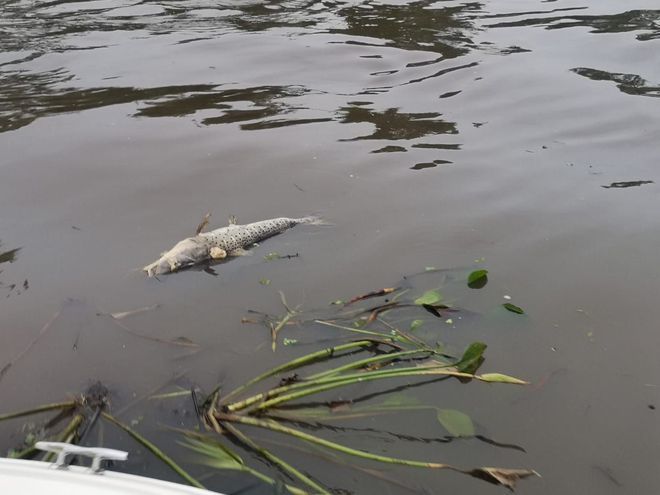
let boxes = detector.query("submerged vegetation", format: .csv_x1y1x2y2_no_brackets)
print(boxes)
0,267,536,493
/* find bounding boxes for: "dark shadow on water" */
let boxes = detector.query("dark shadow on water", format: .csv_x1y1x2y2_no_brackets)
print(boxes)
410,159,453,170
0,69,217,132
571,67,660,98
330,0,480,59
339,107,457,141
486,9,660,41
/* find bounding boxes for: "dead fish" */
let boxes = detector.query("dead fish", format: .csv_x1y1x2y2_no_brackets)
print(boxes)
143,216,322,277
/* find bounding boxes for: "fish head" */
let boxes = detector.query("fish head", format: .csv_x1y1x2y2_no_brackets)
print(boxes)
143,237,209,277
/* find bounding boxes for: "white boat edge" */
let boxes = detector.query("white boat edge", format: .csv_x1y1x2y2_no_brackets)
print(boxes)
0,442,222,495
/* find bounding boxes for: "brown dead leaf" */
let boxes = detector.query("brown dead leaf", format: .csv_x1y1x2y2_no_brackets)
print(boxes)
465,467,540,490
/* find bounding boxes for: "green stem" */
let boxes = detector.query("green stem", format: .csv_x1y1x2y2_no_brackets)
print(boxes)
221,421,330,494
241,465,310,495
306,349,435,380
314,320,399,341
222,340,375,403
254,367,464,411
271,311,296,352
218,413,457,470
43,414,84,462
228,363,459,413
0,401,76,422
101,412,204,489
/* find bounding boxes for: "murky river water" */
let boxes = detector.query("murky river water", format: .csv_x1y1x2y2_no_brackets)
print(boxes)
1,0,660,493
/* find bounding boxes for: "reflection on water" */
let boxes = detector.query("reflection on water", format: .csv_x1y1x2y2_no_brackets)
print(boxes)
330,0,478,58
572,67,660,98
0,0,482,165
339,107,457,141
485,8,660,41
135,85,314,127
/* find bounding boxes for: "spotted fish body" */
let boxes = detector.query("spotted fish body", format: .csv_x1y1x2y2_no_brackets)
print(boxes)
143,216,318,277
199,217,302,253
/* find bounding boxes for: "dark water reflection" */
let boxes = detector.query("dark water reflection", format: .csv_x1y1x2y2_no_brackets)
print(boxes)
2,0,660,493
572,67,660,98
485,8,660,40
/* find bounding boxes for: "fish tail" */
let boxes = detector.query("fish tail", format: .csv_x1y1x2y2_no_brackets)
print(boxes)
297,215,330,226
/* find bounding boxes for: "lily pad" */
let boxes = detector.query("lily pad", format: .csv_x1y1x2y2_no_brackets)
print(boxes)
467,269,488,289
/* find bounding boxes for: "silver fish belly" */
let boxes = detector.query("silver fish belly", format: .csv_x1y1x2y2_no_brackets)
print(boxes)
143,216,317,277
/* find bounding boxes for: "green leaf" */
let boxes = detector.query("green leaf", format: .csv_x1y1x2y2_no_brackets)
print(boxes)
467,269,488,289
436,409,475,437
479,373,528,385
456,342,487,374
414,290,443,306
183,438,246,471
409,319,424,331
503,303,525,314
259,278,271,286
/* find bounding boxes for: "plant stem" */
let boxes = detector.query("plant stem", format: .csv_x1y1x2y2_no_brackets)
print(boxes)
0,401,76,421
101,412,205,489
43,413,84,462
306,349,435,380
254,367,465,411
221,421,331,494
222,340,376,403
218,413,458,470
228,363,460,413
314,320,398,341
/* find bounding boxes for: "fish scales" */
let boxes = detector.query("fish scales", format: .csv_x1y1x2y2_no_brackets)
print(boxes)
200,217,299,252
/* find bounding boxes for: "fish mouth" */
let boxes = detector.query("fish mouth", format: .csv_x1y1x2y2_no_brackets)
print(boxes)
143,257,177,277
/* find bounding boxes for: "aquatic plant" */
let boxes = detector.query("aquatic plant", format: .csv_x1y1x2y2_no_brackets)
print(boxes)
0,268,536,493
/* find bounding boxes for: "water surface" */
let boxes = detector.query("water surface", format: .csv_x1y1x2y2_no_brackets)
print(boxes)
1,0,660,493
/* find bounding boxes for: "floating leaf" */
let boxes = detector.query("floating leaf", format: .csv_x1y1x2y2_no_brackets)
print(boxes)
466,468,539,489
409,319,424,331
467,269,488,289
259,278,271,286
415,290,443,306
436,409,475,437
503,303,525,314
422,304,443,318
0,247,21,265
479,373,528,385
456,342,487,374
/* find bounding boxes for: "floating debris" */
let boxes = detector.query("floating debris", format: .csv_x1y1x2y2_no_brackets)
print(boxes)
602,180,654,189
